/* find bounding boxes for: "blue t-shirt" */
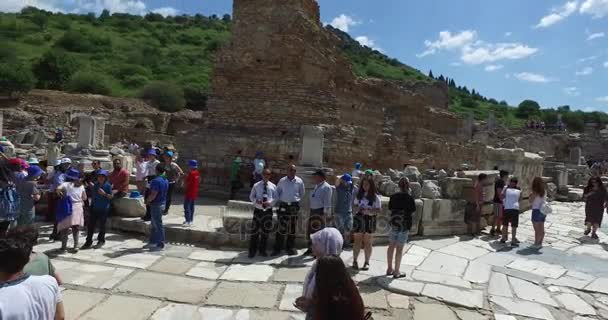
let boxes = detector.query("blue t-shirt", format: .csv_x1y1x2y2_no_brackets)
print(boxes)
149,176,169,205
92,182,112,211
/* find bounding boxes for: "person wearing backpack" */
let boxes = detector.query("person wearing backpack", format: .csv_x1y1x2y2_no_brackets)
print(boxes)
529,177,547,249
0,161,19,236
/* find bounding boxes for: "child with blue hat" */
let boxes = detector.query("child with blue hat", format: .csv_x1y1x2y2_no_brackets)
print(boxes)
183,160,200,226
82,170,112,249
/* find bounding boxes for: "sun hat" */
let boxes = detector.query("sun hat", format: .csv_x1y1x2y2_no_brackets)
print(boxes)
65,168,80,181
53,160,61,166
341,173,352,183
188,160,198,168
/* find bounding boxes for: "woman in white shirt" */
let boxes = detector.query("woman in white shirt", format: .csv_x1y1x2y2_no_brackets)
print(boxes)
529,177,547,249
501,177,521,247
352,178,382,271
56,168,86,252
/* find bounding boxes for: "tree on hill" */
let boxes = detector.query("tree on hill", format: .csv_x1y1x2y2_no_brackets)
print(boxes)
141,81,186,112
516,99,541,119
99,9,110,21
31,11,48,30
0,61,36,98
428,70,434,79
32,49,80,90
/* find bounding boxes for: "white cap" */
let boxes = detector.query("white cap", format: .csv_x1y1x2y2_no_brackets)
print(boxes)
53,160,61,166
60,158,72,164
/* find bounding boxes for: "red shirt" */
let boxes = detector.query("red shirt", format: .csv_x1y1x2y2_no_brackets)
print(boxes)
109,169,129,194
185,169,200,200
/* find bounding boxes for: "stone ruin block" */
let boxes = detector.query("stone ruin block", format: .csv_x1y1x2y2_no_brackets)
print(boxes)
421,180,441,199
543,161,568,187
420,198,468,236
439,177,472,199
112,197,145,217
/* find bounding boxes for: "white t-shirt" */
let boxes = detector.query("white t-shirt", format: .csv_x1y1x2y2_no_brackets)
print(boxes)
0,275,62,320
354,193,382,212
62,182,85,203
531,195,545,210
135,160,149,181
503,187,521,210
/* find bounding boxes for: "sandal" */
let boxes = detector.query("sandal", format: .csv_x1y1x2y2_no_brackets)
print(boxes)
352,261,359,270
584,229,591,236
393,272,406,279
386,269,394,276
361,262,370,271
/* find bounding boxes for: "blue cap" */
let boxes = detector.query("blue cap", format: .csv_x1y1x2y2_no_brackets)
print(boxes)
165,151,174,158
355,162,361,169
66,168,81,181
188,160,198,168
341,173,352,183
130,191,141,198
147,149,157,156
97,169,109,177
27,165,44,179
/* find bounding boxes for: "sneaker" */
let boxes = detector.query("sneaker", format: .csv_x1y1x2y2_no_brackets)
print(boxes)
352,261,359,270
80,242,93,250
93,241,105,249
182,221,189,227
361,262,370,271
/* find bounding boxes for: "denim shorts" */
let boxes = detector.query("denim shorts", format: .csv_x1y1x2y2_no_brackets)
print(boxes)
531,209,546,223
334,212,353,233
389,229,409,245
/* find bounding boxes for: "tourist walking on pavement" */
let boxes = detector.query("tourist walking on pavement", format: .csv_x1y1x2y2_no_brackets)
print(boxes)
468,173,486,237
0,161,19,236
295,227,344,320
334,173,354,248
82,170,112,249
248,169,277,258
16,165,43,226
583,177,607,240
352,178,381,271
229,150,243,200
274,165,305,256
0,237,65,320
142,149,161,221
144,166,169,251
56,168,86,252
501,177,521,246
183,160,200,227
491,170,508,236
387,177,416,279
109,158,129,199
162,151,184,215
305,169,333,255
530,177,547,249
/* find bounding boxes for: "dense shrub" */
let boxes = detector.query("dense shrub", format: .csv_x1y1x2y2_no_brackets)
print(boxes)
183,86,208,111
140,81,185,112
32,49,79,89
121,74,149,88
0,61,36,96
66,72,112,95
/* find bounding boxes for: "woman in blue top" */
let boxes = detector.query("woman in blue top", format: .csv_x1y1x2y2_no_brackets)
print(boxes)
82,170,113,249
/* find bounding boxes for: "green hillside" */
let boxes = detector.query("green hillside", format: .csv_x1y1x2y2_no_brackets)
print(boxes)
0,7,604,130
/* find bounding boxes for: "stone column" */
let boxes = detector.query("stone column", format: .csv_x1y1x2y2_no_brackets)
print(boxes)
299,125,324,167
77,116,97,148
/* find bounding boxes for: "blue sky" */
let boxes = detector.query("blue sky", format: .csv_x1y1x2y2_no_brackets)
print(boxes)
3,0,607,111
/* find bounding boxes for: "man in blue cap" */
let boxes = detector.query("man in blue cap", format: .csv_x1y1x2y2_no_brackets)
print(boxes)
82,170,113,249
142,149,161,221
145,165,169,251
334,173,355,248
352,163,362,178
16,165,43,226
161,151,184,215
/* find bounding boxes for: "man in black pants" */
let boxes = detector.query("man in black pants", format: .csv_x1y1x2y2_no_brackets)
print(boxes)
248,169,277,258
273,165,305,256
304,169,333,255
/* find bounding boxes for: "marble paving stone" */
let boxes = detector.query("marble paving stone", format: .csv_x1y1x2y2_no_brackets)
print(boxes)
188,249,240,263
377,277,425,296
421,283,484,309
438,242,490,260
454,310,490,320
62,290,107,320
387,293,410,309
547,286,574,294
185,261,228,280
117,271,215,304
406,245,432,257
416,252,468,276
232,254,289,265
106,253,162,269
492,266,545,284
413,302,458,320
494,314,517,320
54,260,133,289
488,272,513,297
411,270,472,289
273,267,309,282
150,304,200,320
80,295,162,320
358,285,389,310
567,270,595,281
220,264,275,282
489,296,555,320
412,236,460,251
463,261,492,284
508,277,558,307
474,252,515,267
506,259,566,279
279,284,303,312
206,282,282,308
584,278,608,295
246,310,306,320
402,254,426,267
555,293,596,315
149,257,197,275
58,248,113,263
545,276,592,290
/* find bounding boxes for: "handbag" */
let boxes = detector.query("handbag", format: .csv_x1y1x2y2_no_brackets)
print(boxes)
55,195,73,222
540,199,552,215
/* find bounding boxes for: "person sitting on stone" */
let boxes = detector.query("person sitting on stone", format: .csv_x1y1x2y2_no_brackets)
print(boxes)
109,158,129,199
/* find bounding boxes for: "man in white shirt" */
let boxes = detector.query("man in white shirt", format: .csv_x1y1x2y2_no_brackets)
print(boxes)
273,165,305,256
249,169,277,258
305,169,333,255
0,237,65,320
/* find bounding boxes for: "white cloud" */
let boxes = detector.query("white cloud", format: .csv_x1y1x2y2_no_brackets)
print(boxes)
417,30,477,57
514,72,555,83
329,14,359,32
535,1,578,28
0,0,64,12
597,96,608,102
355,36,383,52
484,64,504,72
604,61,608,68
575,66,594,75
505,32,513,37
587,32,605,40
579,55,598,62
580,0,608,18
461,42,538,65
564,87,581,96
74,0,147,15
151,7,178,17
